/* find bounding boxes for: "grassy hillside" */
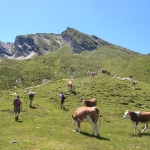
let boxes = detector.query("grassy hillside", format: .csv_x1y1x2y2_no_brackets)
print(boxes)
1,30,150,149
0,44,149,91
1,72,150,149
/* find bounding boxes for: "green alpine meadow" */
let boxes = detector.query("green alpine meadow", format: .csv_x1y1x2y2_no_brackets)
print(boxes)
0,37,150,150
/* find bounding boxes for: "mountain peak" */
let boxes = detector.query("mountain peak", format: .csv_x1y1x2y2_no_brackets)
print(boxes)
0,27,142,59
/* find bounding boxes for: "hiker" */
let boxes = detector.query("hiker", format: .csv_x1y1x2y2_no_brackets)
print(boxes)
13,96,22,121
28,91,35,107
59,92,66,109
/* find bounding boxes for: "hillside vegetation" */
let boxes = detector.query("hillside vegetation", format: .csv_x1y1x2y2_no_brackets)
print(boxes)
0,43,150,149
1,71,150,149
0,44,149,91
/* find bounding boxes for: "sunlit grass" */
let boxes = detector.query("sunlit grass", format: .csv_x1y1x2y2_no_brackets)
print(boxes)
0,73,150,149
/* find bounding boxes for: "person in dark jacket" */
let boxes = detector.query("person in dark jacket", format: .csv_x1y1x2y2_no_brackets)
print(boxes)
59,92,66,109
13,96,22,121
28,91,35,108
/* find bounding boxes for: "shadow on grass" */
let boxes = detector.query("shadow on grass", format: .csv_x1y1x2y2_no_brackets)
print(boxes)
138,132,150,137
63,108,69,111
120,102,129,105
16,120,24,123
128,132,150,137
80,131,110,140
71,90,77,95
30,106,37,109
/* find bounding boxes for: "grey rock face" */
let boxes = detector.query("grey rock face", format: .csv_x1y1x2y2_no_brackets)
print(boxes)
0,27,134,59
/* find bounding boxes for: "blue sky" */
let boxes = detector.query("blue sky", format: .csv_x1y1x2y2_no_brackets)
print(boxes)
0,0,150,54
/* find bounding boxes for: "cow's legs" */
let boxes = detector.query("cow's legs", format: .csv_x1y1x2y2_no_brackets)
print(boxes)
95,123,100,136
91,122,95,135
133,122,140,133
141,124,148,133
92,123,99,136
76,122,81,132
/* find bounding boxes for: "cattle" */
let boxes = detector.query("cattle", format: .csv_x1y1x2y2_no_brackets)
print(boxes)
67,81,74,90
132,81,138,89
122,77,132,81
86,71,91,76
86,71,97,76
101,69,111,76
123,110,150,133
101,69,107,73
106,72,111,75
91,72,97,76
82,99,97,107
114,74,120,78
72,107,100,136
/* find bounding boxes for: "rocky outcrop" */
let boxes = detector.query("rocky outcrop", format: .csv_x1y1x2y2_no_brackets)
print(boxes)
14,33,63,57
0,27,141,59
14,35,39,57
0,41,14,58
61,27,110,53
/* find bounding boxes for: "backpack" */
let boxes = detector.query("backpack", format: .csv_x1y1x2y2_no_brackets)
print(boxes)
29,92,34,98
62,94,66,100
14,99,21,107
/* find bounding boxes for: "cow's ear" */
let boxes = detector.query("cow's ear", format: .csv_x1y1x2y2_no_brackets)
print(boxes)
128,110,131,115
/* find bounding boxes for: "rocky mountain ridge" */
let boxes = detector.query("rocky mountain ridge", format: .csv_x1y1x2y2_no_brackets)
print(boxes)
0,27,141,59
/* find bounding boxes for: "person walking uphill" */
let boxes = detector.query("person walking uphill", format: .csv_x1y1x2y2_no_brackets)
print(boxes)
59,92,66,109
28,91,35,108
13,96,22,121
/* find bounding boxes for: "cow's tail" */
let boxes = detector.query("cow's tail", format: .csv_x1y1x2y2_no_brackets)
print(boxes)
94,107,101,127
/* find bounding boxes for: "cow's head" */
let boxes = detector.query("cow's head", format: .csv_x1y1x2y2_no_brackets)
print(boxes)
123,110,131,119
72,115,77,124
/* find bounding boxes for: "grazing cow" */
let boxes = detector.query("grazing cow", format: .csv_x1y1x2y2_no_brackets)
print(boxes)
91,72,97,76
86,71,91,76
101,69,107,73
67,81,74,90
72,107,100,136
107,71,111,75
123,110,150,133
114,74,120,78
114,74,122,80
86,71,97,76
82,99,97,107
132,81,138,89
101,69,111,76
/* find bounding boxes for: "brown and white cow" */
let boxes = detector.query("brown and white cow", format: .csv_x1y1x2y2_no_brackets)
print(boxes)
86,71,97,76
123,110,150,133
86,71,91,76
72,107,100,136
82,99,97,107
101,69,111,76
91,72,97,76
67,81,74,90
114,74,120,78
